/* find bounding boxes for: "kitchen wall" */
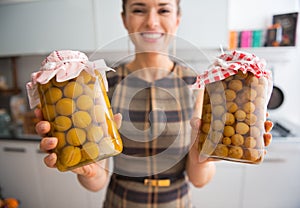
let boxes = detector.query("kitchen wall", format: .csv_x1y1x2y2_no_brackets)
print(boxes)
3,0,300,127
228,0,300,125
228,0,299,30
1,1,300,208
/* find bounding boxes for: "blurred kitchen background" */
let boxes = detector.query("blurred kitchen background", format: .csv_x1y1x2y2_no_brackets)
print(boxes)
0,0,300,207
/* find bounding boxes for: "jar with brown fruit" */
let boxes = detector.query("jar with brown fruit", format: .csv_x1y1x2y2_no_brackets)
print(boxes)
193,50,272,164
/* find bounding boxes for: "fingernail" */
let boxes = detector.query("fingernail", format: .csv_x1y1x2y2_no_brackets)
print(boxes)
48,153,54,160
40,123,47,131
47,153,56,165
47,138,55,145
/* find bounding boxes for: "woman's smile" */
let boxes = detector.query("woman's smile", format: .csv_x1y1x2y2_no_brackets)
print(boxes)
141,32,163,43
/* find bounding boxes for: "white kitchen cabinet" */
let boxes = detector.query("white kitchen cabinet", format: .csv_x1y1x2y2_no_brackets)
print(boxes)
0,140,106,208
0,0,96,57
190,141,300,208
87,189,107,208
242,142,300,208
228,0,299,30
0,0,228,56
177,0,228,49
0,140,43,208
92,0,128,52
191,162,245,208
35,151,92,208
35,144,107,208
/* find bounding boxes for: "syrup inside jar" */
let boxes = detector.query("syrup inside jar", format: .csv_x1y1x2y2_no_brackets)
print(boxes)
38,70,123,171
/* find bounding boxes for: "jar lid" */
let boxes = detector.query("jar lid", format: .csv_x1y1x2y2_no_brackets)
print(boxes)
26,50,113,109
192,50,272,89
31,50,112,84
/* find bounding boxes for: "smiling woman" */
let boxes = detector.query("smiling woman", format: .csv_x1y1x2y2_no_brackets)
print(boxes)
40,0,217,207
121,0,181,55
34,0,274,207
97,1,217,207
36,0,216,208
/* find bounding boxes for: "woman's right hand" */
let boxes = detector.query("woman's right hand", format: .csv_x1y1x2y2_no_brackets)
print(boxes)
35,108,58,168
35,108,122,178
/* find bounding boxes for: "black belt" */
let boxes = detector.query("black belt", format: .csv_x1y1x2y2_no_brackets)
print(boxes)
113,173,185,187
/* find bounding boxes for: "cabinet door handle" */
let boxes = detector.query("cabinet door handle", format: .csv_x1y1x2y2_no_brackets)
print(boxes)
3,147,26,153
263,158,286,163
36,149,45,154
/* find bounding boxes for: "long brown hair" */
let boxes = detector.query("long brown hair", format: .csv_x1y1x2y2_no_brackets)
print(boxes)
122,0,181,15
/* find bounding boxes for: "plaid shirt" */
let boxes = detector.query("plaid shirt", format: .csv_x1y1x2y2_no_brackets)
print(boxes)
103,63,197,208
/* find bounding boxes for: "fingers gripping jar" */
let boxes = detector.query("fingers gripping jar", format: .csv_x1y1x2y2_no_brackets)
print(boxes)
193,50,272,164
26,50,123,171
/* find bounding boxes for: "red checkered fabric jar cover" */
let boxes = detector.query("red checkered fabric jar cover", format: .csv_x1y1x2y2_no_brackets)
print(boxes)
192,50,272,91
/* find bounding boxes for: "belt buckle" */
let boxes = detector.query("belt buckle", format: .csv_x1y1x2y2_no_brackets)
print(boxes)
144,179,170,187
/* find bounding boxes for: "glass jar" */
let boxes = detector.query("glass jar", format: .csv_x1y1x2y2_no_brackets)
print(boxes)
27,50,123,171
194,50,272,164
0,109,11,136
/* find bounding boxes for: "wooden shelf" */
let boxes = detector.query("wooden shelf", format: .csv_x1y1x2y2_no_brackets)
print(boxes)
0,88,21,95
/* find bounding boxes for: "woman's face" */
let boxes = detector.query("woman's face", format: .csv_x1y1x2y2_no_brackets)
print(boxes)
122,0,181,52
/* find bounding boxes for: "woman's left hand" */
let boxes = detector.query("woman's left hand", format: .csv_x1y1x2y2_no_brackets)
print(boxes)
263,120,273,147
190,116,274,157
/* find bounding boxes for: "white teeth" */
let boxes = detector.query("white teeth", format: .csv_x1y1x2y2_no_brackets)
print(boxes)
142,33,162,39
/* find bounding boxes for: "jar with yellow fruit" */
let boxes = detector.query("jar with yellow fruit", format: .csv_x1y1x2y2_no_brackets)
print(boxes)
26,50,123,171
